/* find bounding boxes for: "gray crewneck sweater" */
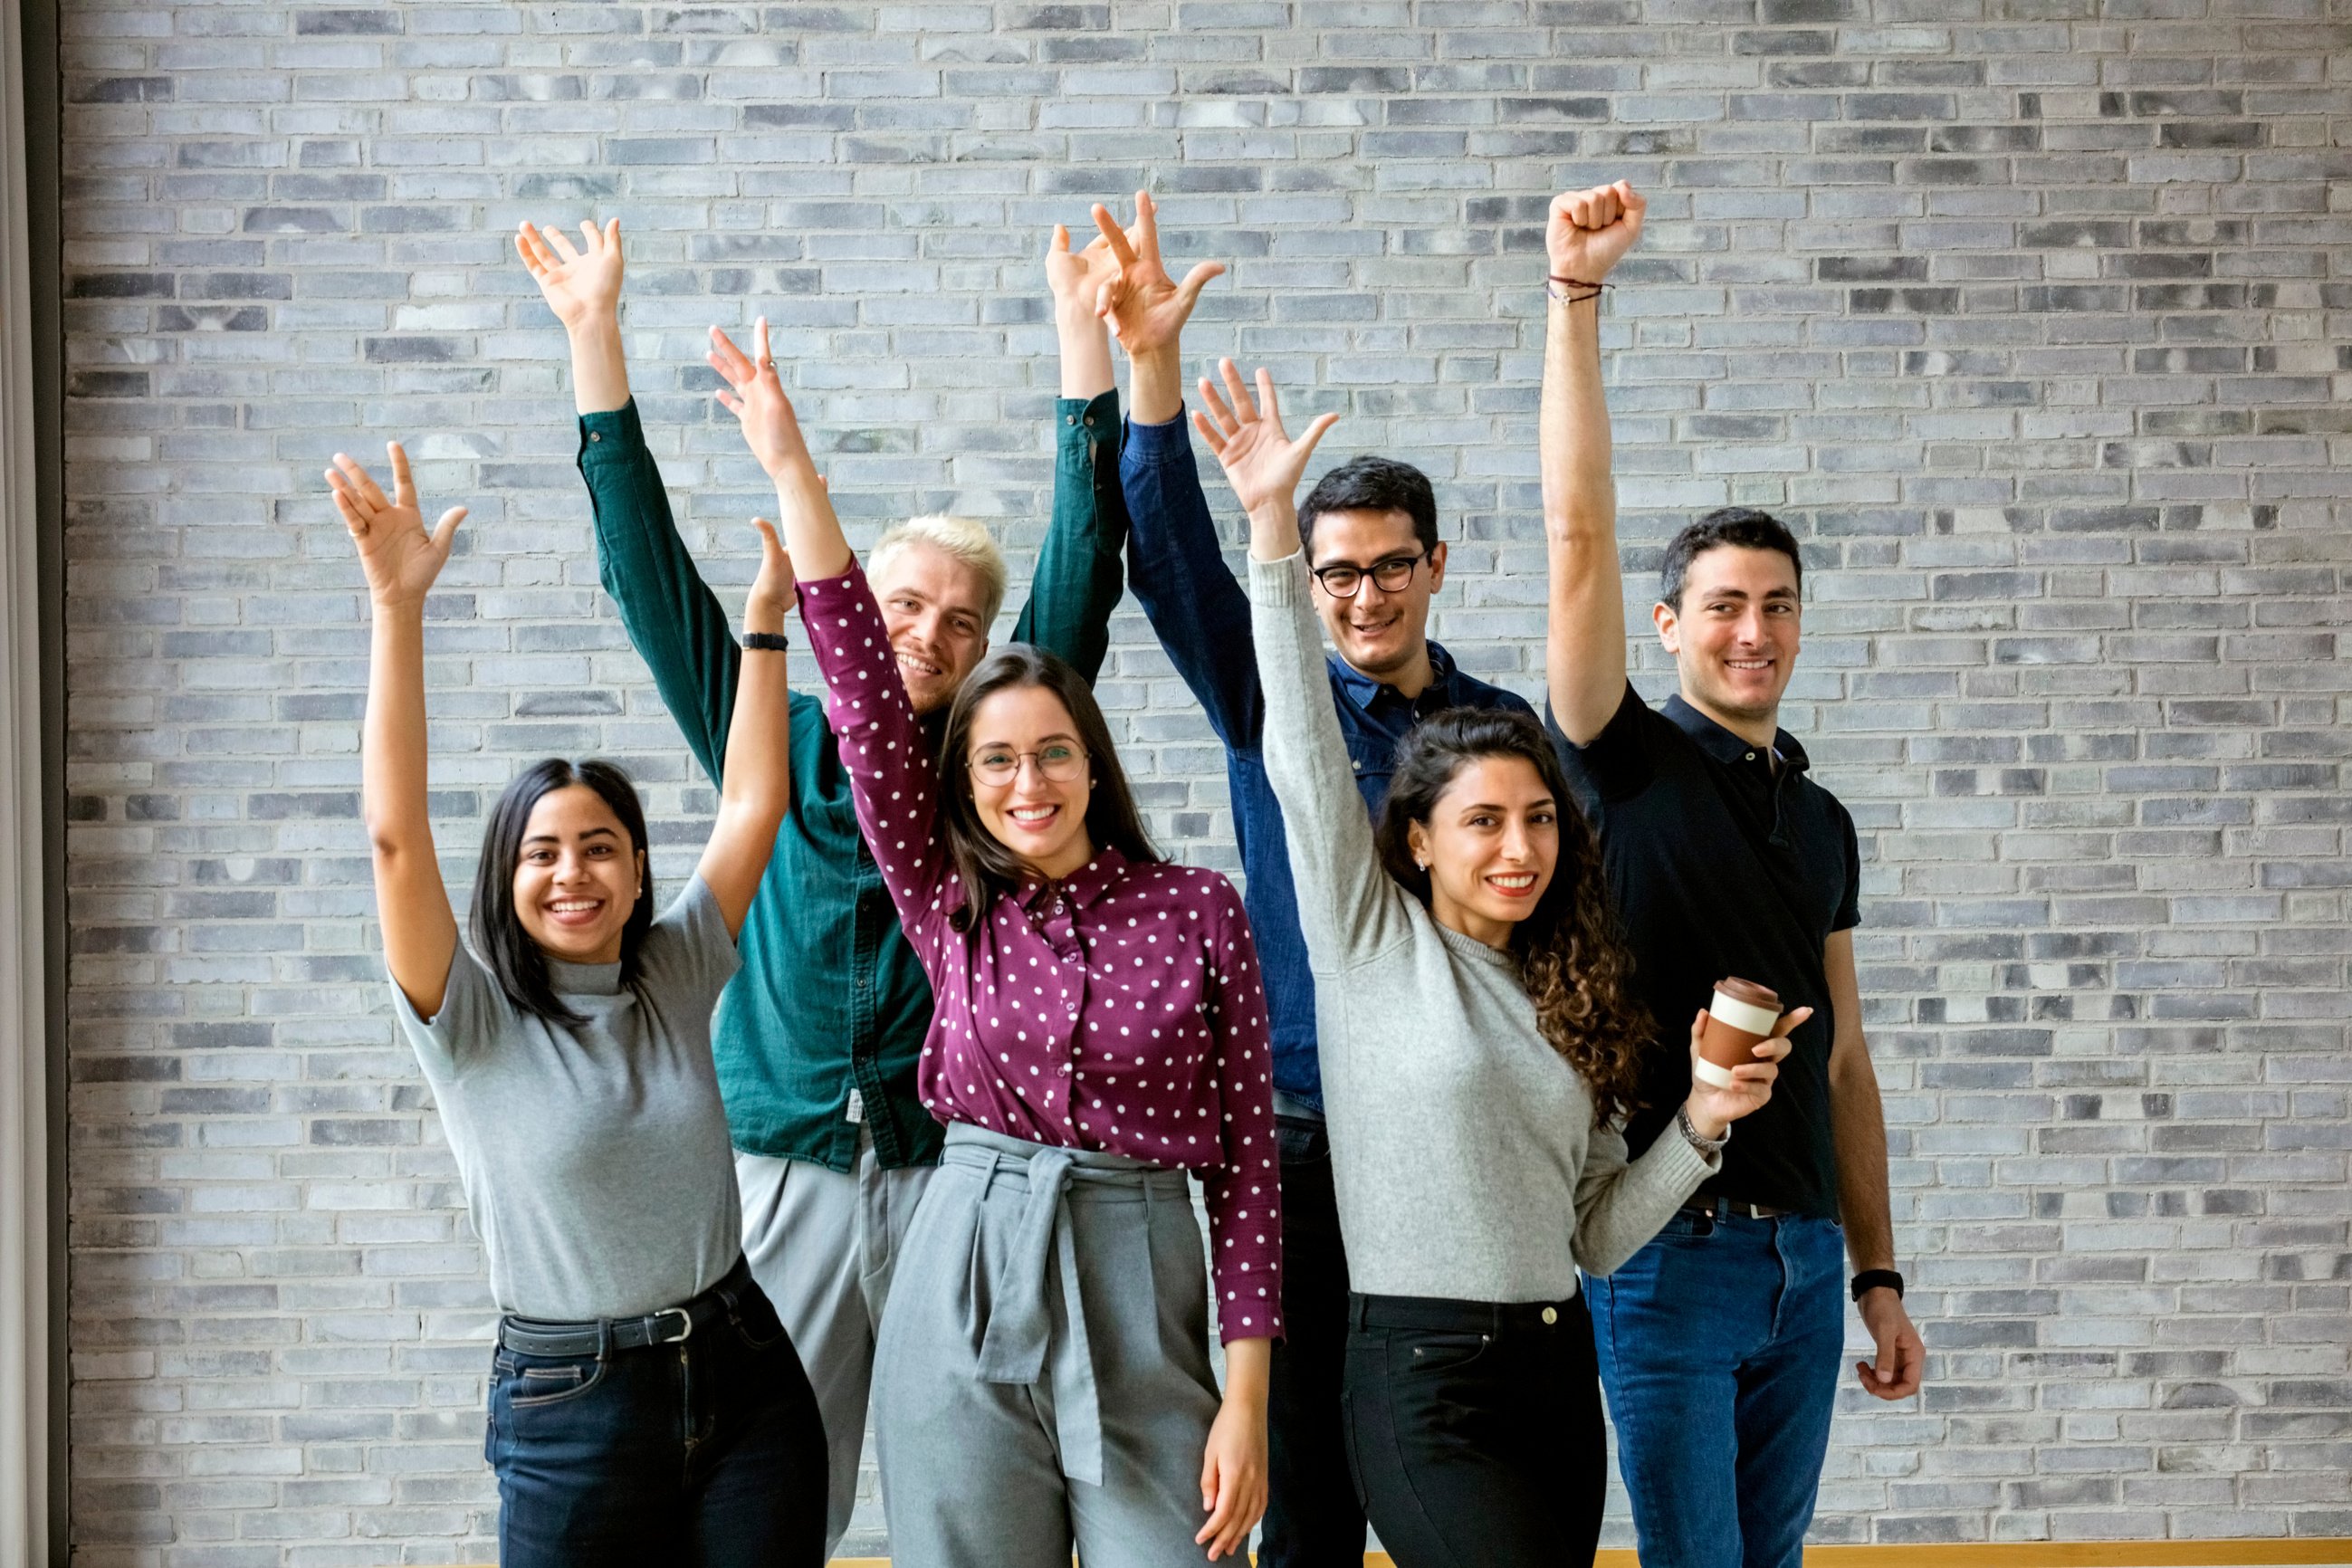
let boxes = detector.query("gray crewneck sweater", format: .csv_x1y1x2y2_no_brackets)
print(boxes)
1251,551,1716,1302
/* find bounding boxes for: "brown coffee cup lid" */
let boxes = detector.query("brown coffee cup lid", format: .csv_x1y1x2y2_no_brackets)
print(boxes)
1715,976,1780,1011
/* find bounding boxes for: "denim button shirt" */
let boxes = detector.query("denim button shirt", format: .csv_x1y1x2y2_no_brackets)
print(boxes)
1119,413,1535,1117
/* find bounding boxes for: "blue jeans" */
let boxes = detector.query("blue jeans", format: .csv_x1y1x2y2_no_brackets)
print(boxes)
1586,1205,1845,1568
487,1271,827,1567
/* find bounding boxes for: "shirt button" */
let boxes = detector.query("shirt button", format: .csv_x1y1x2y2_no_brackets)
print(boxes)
1745,751,1755,760
1542,1306,1558,1325
588,432,601,442
1084,416,1095,427
1066,415,1076,425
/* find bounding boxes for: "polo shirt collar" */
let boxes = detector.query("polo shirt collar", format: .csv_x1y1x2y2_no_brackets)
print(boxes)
1662,692,1811,776
1019,844,1130,914
1329,638,1462,712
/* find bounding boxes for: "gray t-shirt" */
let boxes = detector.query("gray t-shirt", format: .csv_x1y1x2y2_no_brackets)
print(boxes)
391,876,743,1321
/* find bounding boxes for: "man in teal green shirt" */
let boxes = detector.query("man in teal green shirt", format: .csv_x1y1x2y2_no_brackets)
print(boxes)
518,216,1133,1554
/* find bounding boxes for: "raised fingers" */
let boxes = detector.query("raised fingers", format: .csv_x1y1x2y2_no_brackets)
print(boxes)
331,451,387,512
1218,358,1256,424
326,483,369,534
385,440,416,506
1090,202,1138,267
1190,408,1229,456
514,223,557,277
1174,259,1227,309
540,223,582,264
1132,188,1160,256
707,324,755,387
753,315,775,379
1195,371,1241,438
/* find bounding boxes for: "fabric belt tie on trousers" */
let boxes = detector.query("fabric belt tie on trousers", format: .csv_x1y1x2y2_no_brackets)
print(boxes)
948,1122,1178,1489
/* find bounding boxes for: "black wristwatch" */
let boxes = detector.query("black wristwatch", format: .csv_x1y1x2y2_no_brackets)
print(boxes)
1850,1269,1904,1302
743,630,789,652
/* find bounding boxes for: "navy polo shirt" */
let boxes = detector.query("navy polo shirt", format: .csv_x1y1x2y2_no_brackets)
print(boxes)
1552,683,1860,1219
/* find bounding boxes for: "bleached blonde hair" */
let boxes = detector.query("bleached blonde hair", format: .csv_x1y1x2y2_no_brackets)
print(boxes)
868,514,1009,630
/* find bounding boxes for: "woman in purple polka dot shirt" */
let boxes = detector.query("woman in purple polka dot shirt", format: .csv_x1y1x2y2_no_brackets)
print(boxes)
737,303,1281,1565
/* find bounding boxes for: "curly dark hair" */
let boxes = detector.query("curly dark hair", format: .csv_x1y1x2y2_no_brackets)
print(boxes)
1372,708,1651,1124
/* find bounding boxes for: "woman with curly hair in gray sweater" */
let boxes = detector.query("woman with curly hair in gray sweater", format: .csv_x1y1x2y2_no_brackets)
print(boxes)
1188,359,1809,1568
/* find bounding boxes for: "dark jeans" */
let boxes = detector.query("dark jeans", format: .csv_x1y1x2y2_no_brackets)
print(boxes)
487,1270,828,1568
1586,1205,1845,1568
1260,1117,1369,1568
1342,1290,1605,1568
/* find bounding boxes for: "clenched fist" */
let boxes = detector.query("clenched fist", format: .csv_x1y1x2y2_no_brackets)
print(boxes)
1547,180,1646,285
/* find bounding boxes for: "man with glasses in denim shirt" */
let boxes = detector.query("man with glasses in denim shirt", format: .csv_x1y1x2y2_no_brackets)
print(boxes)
1085,194,1535,1568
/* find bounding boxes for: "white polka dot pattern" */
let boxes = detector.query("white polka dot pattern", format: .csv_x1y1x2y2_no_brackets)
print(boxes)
797,566,1285,1343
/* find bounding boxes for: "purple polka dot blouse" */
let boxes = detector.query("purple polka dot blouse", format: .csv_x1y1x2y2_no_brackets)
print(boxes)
798,567,1284,1343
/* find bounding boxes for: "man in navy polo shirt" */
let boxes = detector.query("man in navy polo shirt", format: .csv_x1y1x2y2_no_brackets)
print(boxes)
1085,192,1536,1568
1540,181,1927,1568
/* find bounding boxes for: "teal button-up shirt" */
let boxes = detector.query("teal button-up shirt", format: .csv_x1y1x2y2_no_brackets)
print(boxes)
578,392,1129,1171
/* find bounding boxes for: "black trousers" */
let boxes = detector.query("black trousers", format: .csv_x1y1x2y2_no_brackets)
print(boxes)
1259,1117,1370,1568
1343,1289,1608,1568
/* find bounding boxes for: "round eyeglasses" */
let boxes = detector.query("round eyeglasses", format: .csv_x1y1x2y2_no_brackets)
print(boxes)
1311,552,1428,599
969,742,1089,788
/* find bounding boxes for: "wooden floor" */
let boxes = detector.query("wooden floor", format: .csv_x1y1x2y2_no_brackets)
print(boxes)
813,1547,2352,1567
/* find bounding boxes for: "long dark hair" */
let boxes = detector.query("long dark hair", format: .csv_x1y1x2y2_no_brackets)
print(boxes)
936,644,1159,932
1372,709,1650,1123
471,758,654,1027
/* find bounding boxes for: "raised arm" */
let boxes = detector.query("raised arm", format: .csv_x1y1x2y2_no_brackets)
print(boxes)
1543,182,1645,745
1199,363,1401,969
330,443,465,1018
517,218,629,416
1090,193,1264,747
708,317,853,582
1007,222,1130,682
521,219,744,786
692,521,796,937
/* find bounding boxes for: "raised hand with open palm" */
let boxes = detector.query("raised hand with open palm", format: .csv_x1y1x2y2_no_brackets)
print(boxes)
326,443,467,609
1193,359,1341,537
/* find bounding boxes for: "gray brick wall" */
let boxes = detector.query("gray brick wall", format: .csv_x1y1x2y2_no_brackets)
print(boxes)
57,2,2351,1561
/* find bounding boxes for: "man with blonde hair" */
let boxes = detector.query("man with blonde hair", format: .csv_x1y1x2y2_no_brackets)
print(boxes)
521,216,1131,1555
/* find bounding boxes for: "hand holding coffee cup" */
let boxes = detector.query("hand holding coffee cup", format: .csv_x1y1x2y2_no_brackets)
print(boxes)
1682,986,1813,1140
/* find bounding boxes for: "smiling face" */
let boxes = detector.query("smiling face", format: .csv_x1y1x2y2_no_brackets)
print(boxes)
1405,754,1561,951
511,784,645,965
966,683,1096,882
1656,543,1802,740
1306,507,1447,687
871,539,993,716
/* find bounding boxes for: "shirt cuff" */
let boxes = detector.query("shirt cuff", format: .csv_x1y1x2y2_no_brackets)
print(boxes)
578,399,646,465
1056,387,1120,454
1246,550,1308,607
1120,404,1192,463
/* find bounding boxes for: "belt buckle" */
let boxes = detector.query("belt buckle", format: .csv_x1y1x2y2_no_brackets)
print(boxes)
654,1306,693,1344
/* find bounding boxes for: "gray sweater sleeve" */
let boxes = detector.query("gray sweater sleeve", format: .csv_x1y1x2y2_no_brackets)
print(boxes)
1248,552,1414,971
1571,1112,1720,1277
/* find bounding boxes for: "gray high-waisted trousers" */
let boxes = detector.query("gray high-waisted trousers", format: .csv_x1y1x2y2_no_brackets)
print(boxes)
872,1123,1225,1568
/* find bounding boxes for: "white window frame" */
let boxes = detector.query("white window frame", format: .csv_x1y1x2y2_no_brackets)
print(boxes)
0,0,51,1554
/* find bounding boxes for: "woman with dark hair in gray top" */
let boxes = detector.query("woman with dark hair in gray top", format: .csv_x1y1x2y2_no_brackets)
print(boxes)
330,442,824,1567
1188,363,1810,1568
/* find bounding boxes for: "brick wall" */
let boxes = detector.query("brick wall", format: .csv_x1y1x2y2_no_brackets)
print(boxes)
56,2,2351,1560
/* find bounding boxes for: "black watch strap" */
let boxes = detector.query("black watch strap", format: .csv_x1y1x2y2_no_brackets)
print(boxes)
1850,1268,1904,1302
743,631,789,651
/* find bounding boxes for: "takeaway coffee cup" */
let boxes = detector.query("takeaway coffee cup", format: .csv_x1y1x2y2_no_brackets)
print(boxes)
1695,977,1783,1089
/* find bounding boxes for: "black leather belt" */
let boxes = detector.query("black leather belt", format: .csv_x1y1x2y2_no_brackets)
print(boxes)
498,1254,751,1358
1684,1195,1798,1221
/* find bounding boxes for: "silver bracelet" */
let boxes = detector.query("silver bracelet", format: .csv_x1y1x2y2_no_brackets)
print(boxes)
1677,1103,1729,1156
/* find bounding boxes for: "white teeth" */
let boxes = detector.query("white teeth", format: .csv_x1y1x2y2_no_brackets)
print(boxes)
1489,875,1535,889
550,900,599,913
1009,806,1057,822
